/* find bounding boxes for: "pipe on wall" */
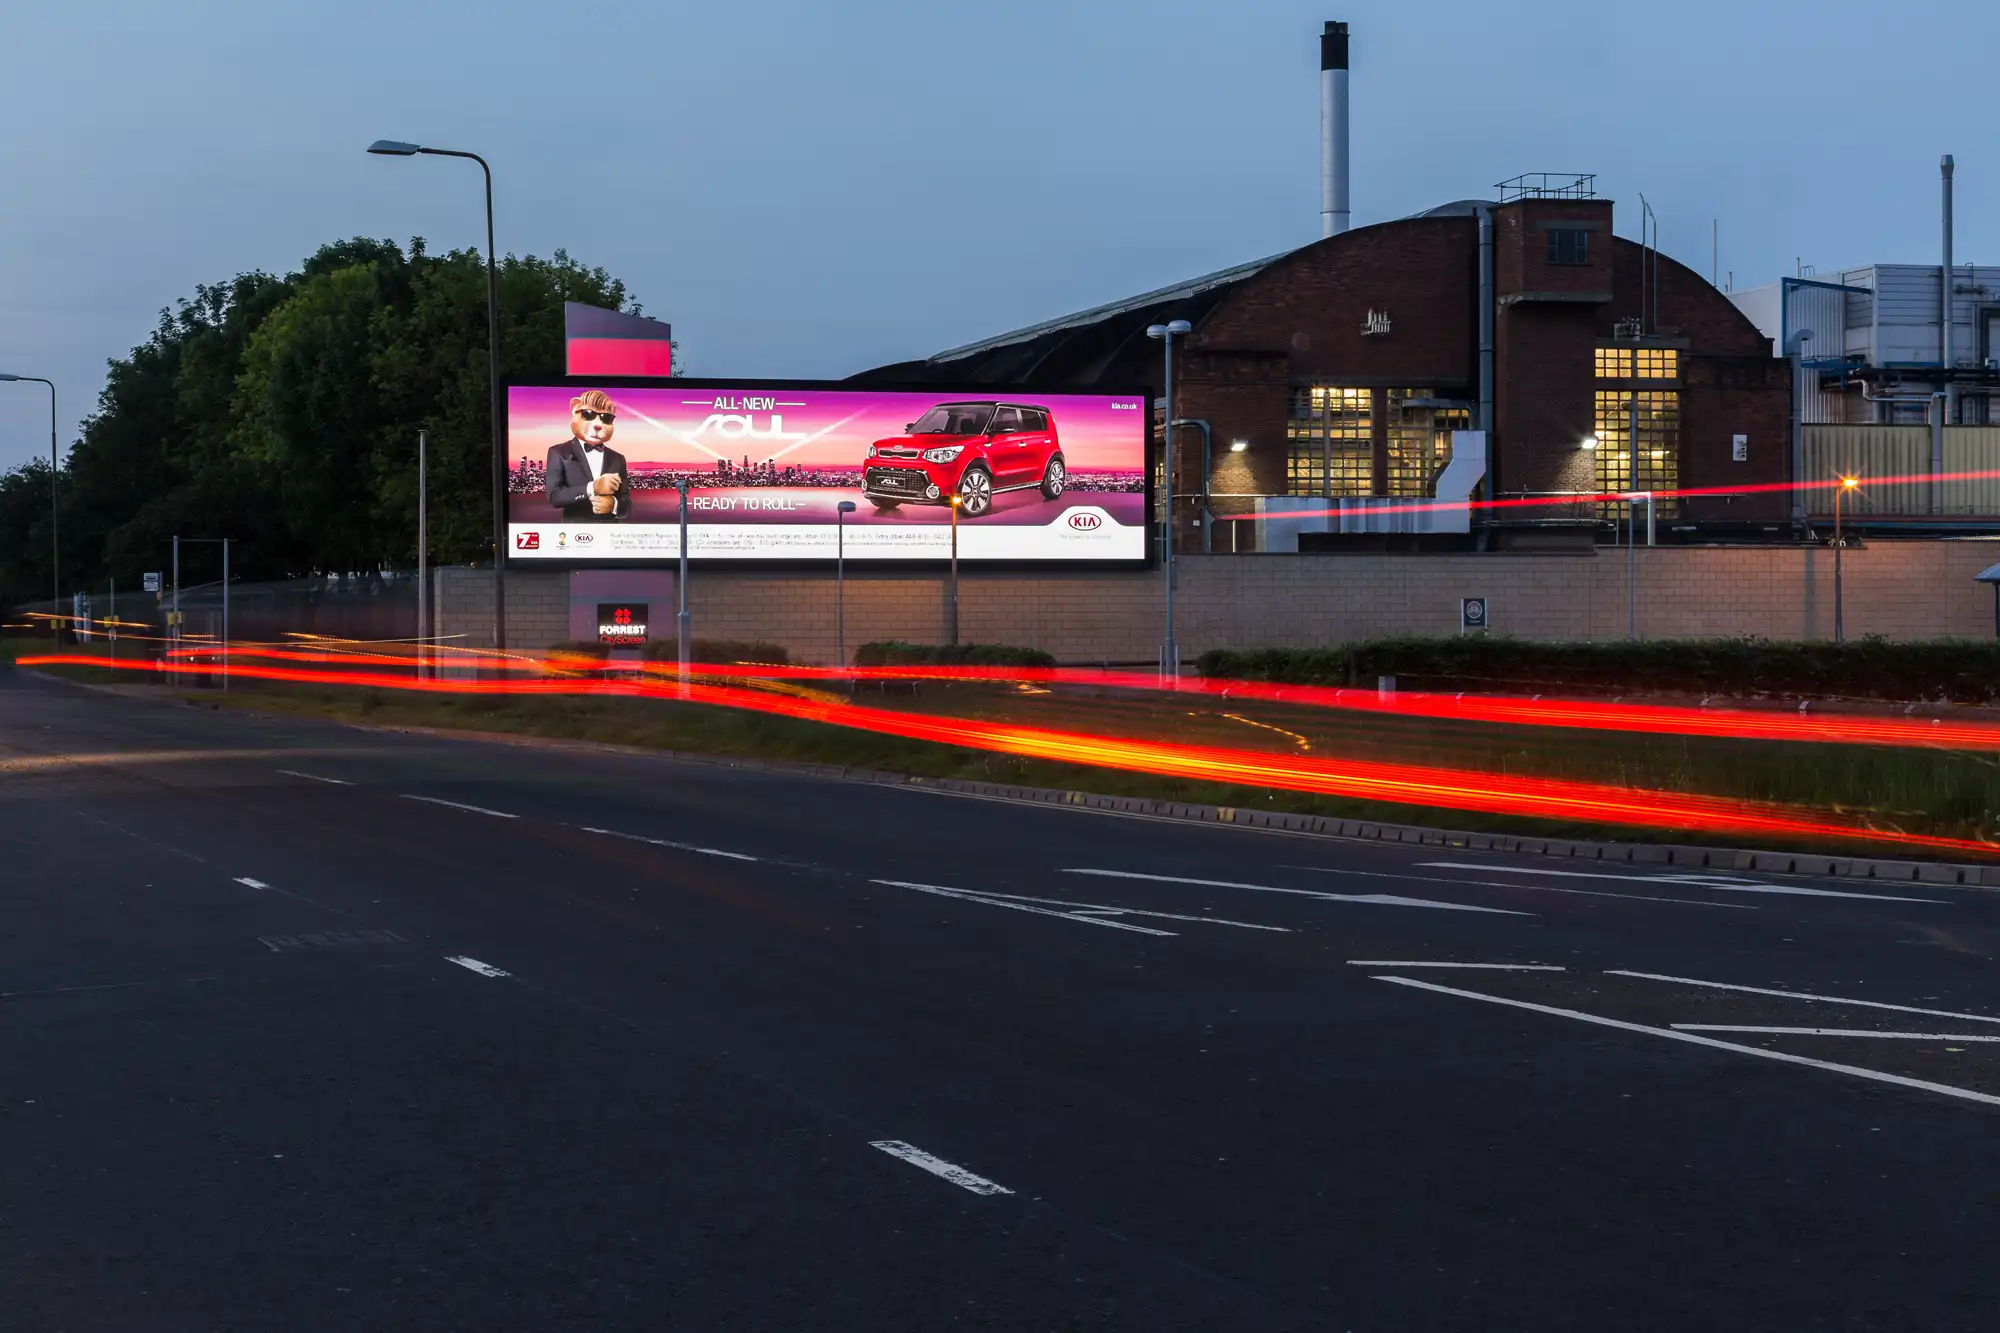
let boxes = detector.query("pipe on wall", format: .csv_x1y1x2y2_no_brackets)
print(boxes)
1477,205,1495,491
1943,154,1956,425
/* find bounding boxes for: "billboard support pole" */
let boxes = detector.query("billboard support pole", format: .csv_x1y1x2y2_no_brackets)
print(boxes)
221,538,229,692
417,428,428,679
171,535,180,687
676,479,691,696
948,495,961,646
835,499,857,673
1148,320,1192,683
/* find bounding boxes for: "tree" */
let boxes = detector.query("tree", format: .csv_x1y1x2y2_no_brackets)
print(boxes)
0,238,652,605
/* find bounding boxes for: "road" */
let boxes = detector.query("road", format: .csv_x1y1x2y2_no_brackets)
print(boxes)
5,664,2000,1330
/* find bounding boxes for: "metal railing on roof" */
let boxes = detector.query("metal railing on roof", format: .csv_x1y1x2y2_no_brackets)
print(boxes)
1494,173,1598,203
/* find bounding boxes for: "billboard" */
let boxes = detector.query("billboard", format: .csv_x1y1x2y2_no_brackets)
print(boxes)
506,380,1150,565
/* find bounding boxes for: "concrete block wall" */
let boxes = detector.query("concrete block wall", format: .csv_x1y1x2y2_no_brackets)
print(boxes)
433,541,2000,666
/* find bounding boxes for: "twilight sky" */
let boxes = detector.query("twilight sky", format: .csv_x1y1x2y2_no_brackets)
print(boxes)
2,0,1995,472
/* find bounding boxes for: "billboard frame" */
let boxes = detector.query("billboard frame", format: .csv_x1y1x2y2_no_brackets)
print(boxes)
502,375,1156,572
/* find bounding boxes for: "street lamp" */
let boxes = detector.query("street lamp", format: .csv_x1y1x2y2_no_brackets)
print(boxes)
1834,474,1860,643
835,499,857,669
947,493,962,647
1146,318,1192,681
0,374,58,623
367,139,508,655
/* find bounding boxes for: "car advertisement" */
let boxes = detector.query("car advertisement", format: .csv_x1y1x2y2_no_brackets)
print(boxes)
505,382,1149,563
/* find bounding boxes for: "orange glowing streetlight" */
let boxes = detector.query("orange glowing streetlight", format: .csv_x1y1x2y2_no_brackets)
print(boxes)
1834,474,1861,643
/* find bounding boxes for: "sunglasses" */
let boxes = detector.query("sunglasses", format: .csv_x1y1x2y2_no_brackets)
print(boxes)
576,409,617,423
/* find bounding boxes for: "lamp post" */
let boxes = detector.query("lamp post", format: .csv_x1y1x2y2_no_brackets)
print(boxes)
367,139,507,655
0,374,58,624
1146,319,1192,681
1834,474,1859,643
417,428,428,678
947,493,962,646
835,499,857,670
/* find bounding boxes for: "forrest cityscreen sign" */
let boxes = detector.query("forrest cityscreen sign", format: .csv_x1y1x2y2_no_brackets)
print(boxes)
505,380,1150,565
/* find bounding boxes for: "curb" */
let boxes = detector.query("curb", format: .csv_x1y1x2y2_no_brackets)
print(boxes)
27,667,2000,891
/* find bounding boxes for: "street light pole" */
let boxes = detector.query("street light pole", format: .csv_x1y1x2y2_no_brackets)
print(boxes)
1146,319,1192,681
1834,475,1859,643
835,499,857,670
0,374,58,623
417,428,428,678
368,140,506,654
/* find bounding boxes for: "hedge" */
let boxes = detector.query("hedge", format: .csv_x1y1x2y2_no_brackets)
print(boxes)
853,640,1057,669
641,638,790,665
1197,636,2000,703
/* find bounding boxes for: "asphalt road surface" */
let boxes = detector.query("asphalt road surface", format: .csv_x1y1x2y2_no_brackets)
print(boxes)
5,665,2000,1330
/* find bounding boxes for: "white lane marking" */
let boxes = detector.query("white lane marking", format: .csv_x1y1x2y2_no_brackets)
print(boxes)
276,769,353,786
1063,868,1528,915
876,882,1287,933
1345,960,1564,971
581,826,759,862
1419,862,1942,904
871,880,1175,935
234,877,270,890
1672,1026,2000,1042
445,956,511,978
1607,970,2000,1025
1284,863,1755,911
401,794,519,819
869,1140,1014,1196
1376,975,2000,1110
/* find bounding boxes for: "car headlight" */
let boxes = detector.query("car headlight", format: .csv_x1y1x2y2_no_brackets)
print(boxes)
866,444,876,458
921,445,964,463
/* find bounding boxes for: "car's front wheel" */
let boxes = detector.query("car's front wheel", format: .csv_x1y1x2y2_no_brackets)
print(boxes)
957,467,993,517
1040,454,1067,500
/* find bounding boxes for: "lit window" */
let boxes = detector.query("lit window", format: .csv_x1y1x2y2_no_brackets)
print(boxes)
1594,390,1680,517
1635,348,1679,380
1385,389,1467,497
1287,386,1372,496
1547,229,1590,266
1595,348,1631,379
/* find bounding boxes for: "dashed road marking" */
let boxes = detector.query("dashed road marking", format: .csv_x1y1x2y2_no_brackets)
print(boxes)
1345,960,1564,971
1608,970,2000,1025
445,956,511,978
1376,974,2000,1110
259,930,406,952
581,826,758,861
234,877,270,890
277,769,353,786
1064,868,1528,915
869,1140,1013,1196
401,794,518,819
1419,862,1943,904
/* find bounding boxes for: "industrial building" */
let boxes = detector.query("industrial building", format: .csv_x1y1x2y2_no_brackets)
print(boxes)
854,24,1791,552
1728,157,2000,526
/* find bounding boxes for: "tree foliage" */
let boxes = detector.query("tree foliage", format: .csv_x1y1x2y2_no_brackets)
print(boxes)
0,238,654,602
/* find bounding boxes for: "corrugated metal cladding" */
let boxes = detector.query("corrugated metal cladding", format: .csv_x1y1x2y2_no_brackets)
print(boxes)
1785,282,1848,423
1837,265,2000,369
1803,426,2000,516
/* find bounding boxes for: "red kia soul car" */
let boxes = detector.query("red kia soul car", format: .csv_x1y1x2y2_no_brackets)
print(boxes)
862,401,1065,517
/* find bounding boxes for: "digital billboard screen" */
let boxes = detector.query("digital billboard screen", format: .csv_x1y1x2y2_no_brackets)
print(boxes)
506,381,1149,564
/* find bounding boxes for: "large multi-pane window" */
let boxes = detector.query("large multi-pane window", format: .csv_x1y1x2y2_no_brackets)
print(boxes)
1384,389,1469,496
1593,346,1681,519
1286,387,1372,495
1593,390,1680,517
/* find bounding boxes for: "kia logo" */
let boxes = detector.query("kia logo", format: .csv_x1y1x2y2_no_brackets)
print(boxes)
1066,512,1102,530
574,531,594,544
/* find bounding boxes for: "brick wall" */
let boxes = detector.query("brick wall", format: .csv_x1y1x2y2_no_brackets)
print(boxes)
435,541,2000,665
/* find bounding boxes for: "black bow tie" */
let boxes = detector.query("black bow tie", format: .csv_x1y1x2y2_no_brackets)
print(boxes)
583,443,603,452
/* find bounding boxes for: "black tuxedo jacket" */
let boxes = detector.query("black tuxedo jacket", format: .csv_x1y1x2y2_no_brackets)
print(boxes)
546,439,632,522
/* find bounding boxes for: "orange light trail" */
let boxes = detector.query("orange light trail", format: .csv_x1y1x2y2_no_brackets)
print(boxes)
23,653,1994,857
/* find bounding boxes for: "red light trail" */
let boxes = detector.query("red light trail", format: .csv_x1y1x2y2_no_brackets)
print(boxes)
24,653,1995,857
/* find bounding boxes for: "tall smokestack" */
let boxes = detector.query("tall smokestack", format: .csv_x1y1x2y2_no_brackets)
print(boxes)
1320,21,1350,238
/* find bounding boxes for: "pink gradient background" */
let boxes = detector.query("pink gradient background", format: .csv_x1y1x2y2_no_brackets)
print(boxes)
508,384,1146,473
